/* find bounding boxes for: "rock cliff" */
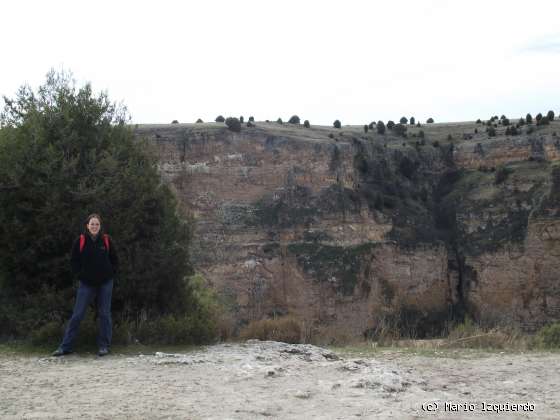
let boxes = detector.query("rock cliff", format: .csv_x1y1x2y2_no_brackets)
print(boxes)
135,119,560,337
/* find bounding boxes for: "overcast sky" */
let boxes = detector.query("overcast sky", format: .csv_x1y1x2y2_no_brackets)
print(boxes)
2,0,559,125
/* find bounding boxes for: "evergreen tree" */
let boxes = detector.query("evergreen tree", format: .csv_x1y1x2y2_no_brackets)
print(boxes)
0,71,214,342
376,121,386,134
225,117,241,132
333,120,341,129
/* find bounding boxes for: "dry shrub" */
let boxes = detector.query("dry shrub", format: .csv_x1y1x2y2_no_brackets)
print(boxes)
309,324,359,346
216,312,237,342
443,317,529,350
239,316,302,344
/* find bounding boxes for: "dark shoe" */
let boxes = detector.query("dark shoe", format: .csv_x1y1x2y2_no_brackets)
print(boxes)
98,348,109,357
52,348,72,357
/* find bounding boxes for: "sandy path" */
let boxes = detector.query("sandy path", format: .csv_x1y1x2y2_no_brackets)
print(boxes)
1,341,558,419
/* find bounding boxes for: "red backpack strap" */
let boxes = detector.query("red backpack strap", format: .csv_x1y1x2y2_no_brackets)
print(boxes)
103,234,110,252
79,234,86,252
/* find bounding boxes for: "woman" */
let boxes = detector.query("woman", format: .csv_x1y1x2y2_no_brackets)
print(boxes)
53,213,119,357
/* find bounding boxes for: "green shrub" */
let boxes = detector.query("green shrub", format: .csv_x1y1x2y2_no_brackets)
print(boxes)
171,120,179,124
495,166,512,184
215,115,225,122
303,120,310,128
225,117,241,132
239,315,302,344
288,115,300,124
426,117,434,123
538,116,550,126
534,322,560,348
333,120,341,129
536,113,543,123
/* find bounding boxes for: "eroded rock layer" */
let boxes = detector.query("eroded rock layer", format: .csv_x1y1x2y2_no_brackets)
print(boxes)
136,120,560,335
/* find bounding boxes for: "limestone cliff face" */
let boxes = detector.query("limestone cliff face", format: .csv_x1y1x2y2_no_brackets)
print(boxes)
136,120,560,336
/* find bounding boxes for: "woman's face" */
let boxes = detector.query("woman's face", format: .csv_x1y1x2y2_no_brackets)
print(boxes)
87,218,101,235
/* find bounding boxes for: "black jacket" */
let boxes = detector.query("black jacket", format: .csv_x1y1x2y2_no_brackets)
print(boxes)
70,233,119,286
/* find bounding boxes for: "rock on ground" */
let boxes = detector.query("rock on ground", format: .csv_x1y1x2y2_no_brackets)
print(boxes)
1,340,559,419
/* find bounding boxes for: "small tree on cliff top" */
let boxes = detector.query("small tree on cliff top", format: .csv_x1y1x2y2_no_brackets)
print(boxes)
288,115,300,124
225,117,241,132
0,70,215,342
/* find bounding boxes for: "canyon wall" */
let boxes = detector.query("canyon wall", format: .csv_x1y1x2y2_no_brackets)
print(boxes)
136,120,560,336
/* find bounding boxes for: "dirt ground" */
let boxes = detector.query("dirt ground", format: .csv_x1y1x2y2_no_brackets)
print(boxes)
1,340,559,419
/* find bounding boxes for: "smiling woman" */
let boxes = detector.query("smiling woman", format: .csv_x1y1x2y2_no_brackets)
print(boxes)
52,213,119,357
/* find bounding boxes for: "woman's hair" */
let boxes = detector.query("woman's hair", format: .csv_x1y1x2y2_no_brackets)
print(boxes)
85,213,102,227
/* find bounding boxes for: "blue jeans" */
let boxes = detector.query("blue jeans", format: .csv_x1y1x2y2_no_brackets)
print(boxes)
60,279,113,351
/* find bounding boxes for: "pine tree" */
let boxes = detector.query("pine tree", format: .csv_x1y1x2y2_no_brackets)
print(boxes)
0,70,213,342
